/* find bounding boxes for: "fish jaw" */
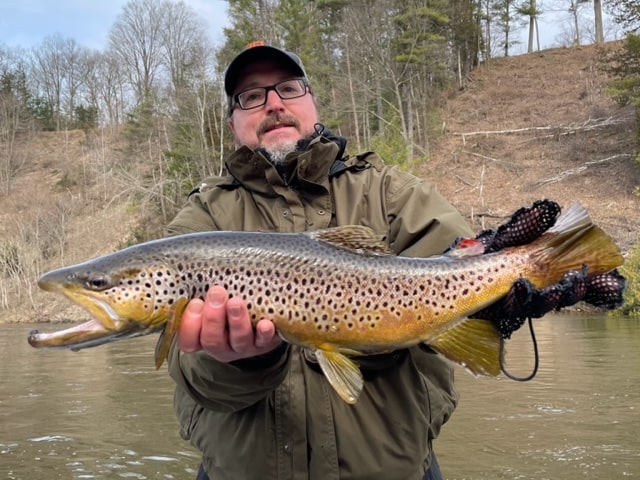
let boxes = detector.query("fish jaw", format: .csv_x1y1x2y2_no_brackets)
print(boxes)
27,319,162,350
30,263,171,350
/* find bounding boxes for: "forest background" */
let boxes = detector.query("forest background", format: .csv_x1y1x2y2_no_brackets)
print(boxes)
1,0,640,322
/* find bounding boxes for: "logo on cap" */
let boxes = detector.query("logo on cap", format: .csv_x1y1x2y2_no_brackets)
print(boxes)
245,40,266,49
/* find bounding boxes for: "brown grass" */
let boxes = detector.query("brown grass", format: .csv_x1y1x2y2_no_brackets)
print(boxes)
423,42,639,251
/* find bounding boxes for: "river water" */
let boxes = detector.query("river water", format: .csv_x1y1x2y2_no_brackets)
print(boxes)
1,314,638,479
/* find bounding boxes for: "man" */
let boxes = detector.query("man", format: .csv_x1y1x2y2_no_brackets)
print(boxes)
165,41,472,480
162,38,630,480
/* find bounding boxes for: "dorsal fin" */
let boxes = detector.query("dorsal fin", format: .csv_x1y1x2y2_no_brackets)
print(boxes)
306,225,394,255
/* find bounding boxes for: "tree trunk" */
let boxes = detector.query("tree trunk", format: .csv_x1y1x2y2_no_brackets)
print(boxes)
594,0,604,43
345,43,361,151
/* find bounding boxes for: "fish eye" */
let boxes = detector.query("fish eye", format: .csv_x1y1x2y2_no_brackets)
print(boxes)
86,274,111,290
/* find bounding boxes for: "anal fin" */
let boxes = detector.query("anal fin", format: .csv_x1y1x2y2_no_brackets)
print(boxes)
315,348,364,404
428,318,502,376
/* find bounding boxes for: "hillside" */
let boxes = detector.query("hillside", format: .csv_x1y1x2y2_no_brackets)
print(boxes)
424,42,639,251
0,41,638,323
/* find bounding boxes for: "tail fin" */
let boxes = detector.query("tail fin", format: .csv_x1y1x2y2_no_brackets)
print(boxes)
528,203,623,288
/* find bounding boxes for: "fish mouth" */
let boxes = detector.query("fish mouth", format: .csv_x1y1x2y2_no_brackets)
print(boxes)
29,280,161,351
27,319,156,351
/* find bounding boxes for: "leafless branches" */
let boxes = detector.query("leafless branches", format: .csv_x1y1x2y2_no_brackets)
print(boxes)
451,116,628,145
533,153,634,188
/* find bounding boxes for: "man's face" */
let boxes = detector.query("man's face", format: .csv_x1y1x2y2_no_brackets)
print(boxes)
229,60,319,151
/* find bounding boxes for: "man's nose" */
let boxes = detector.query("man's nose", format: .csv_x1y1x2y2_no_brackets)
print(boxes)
264,89,285,112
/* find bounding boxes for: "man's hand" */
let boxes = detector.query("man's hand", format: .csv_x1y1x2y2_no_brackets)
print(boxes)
178,285,283,363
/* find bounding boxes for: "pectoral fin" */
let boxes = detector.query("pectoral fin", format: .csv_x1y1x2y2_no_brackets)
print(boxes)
315,348,364,404
154,297,190,369
428,318,502,376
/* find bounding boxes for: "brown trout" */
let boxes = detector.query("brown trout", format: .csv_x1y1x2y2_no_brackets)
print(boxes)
29,203,623,403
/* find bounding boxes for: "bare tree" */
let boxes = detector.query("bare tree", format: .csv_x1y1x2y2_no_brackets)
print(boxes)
159,1,208,97
108,0,167,104
0,46,32,193
29,35,93,130
565,0,591,45
594,0,604,42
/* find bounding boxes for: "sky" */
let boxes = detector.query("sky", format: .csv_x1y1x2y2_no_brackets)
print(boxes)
0,2,619,56
0,0,230,50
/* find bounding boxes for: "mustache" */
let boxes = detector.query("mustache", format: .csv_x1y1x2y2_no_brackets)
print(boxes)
257,114,300,136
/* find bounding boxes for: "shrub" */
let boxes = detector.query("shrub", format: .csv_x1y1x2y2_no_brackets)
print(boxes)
619,241,640,317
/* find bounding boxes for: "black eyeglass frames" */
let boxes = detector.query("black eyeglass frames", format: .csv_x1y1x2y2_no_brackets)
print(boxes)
233,79,309,110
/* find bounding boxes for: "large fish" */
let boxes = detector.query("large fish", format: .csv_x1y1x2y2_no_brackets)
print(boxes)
29,202,623,403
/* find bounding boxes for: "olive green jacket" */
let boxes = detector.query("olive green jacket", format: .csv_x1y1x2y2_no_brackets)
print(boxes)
166,135,473,480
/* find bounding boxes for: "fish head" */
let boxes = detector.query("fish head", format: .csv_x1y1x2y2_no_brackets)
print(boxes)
29,251,187,355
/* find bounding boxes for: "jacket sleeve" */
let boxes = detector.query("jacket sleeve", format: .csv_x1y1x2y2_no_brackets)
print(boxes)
383,166,474,438
165,197,291,412
168,341,291,412
384,167,474,257
165,188,218,235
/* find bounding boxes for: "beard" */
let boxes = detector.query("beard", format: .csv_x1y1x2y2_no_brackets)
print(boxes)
263,142,298,165
257,113,302,165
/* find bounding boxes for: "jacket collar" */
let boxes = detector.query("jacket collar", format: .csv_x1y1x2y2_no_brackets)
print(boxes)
222,136,341,195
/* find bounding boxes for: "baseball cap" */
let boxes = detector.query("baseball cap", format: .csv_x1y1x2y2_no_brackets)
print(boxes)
224,40,308,97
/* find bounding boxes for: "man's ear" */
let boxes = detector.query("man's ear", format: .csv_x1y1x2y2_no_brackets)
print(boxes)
228,116,236,136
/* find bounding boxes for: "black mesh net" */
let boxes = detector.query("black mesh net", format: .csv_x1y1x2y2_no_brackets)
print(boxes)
584,269,626,309
470,200,625,339
477,199,562,253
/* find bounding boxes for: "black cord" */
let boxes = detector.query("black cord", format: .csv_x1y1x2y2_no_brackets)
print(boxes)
500,316,539,382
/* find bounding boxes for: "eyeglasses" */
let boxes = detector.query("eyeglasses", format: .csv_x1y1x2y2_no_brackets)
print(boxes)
233,79,309,110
